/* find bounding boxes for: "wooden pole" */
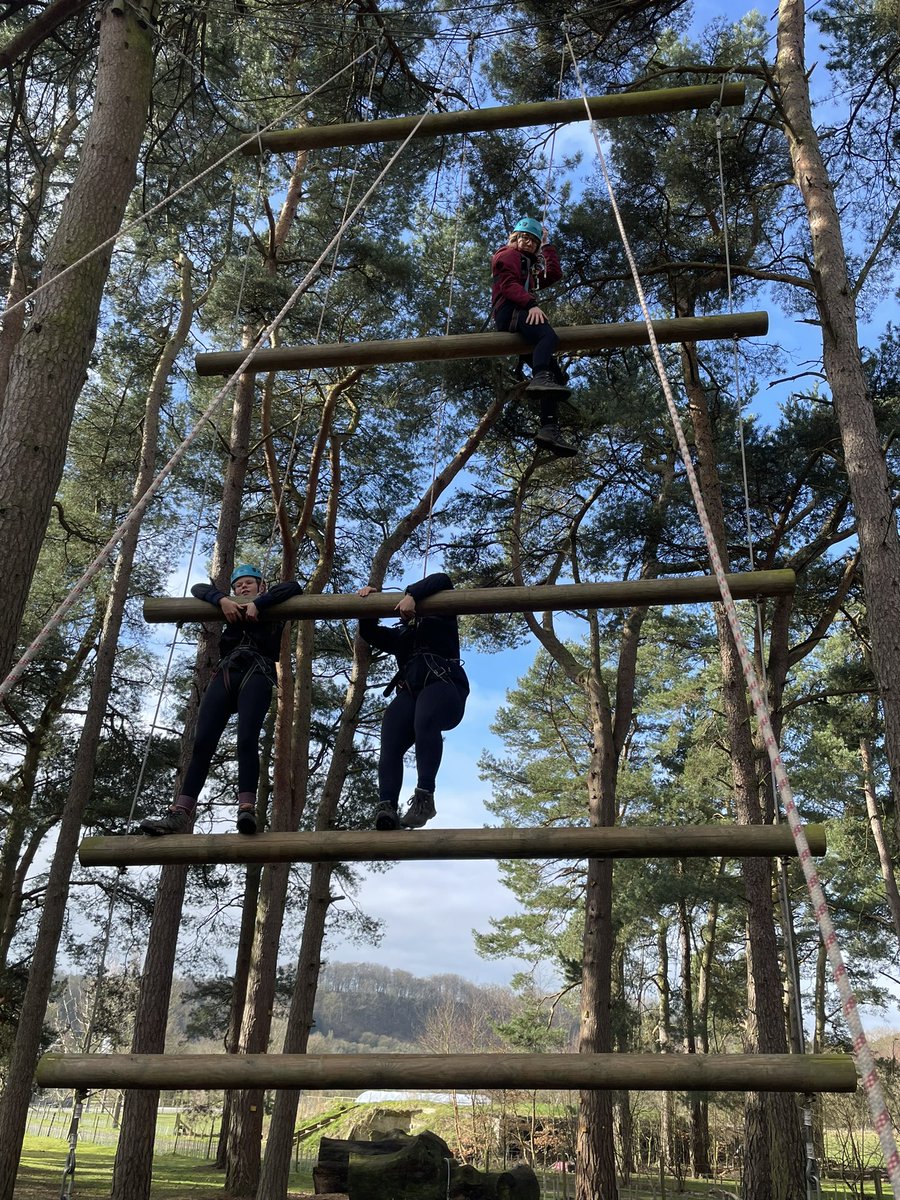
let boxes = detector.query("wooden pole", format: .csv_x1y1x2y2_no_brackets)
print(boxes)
79,823,826,870
143,569,795,625
35,1051,856,1093
241,83,746,154
194,312,768,377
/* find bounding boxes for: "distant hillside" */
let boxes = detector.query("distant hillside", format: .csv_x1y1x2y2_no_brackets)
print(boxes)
306,962,518,1051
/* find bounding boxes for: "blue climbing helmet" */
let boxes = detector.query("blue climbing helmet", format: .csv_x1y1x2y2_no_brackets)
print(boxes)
513,216,543,240
231,563,263,586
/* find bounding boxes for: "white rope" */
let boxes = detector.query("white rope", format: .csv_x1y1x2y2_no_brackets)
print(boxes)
422,41,477,576
564,29,900,1195
0,104,437,702
0,47,378,326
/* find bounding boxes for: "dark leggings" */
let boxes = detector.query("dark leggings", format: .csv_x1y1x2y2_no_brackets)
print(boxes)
181,668,273,799
494,300,561,424
378,680,467,804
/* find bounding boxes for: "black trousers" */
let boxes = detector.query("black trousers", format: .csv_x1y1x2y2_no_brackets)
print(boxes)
494,300,561,425
181,667,273,799
378,680,467,804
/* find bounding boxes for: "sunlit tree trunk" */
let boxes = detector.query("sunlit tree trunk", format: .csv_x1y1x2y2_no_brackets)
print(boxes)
776,0,900,825
0,0,153,683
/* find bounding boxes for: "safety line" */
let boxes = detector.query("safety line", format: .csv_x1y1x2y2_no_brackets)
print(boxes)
713,88,824,1200
0,105,437,703
422,39,477,576
0,46,378,325
564,30,900,1195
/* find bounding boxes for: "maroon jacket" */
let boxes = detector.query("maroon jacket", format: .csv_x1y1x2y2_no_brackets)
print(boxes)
490,243,563,314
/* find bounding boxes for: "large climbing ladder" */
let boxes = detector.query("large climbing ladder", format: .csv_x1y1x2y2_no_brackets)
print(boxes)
38,75,866,1163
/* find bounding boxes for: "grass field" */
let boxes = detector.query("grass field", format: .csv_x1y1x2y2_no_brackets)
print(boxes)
15,1136,315,1198
14,1134,890,1199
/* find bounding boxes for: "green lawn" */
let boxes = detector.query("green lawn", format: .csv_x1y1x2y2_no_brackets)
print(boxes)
16,1135,887,1199
16,1136,315,1198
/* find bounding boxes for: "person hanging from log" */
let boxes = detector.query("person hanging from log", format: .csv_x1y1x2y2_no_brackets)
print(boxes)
357,572,469,830
490,216,577,458
140,564,302,837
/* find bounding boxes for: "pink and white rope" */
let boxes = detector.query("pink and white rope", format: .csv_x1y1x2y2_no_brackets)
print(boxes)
0,106,436,702
564,31,899,1193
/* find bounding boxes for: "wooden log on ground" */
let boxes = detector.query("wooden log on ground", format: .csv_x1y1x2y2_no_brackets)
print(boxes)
194,312,768,376
241,83,746,154
314,1132,539,1200
35,1051,857,1093
143,569,796,625
78,823,827,870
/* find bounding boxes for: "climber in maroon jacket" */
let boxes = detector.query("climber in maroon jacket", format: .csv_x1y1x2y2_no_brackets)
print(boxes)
490,216,576,457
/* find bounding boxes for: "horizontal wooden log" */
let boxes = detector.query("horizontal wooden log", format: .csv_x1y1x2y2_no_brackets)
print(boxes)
78,823,826,869
241,83,746,154
143,569,796,625
35,1051,856,1094
194,312,769,376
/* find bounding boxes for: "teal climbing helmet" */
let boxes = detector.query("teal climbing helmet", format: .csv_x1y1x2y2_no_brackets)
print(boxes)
513,216,543,240
231,563,262,586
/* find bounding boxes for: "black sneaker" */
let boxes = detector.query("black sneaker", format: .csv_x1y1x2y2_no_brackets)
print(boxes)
400,788,436,829
526,370,571,396
139,807,192,837
535,424,578,457
236,805,257,835
375,803,401,831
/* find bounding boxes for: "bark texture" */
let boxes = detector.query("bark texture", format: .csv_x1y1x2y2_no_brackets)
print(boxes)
0,1,153,683
776,0,900,820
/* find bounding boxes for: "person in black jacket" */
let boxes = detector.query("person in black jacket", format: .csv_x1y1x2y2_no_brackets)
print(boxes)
357,572,469,830
140,563,302,837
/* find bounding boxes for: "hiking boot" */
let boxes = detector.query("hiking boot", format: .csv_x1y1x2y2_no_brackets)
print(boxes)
139,807,192,837
375,802,401,831
526,370,571,396
535,424,577,457
400,788,436,829
236,804,258,835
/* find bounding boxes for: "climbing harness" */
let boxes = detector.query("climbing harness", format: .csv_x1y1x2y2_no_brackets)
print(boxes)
563,28,900,1194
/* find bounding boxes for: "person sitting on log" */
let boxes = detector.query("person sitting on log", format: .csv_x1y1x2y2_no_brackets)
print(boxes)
490,215,576,458
140,563,302,837
357,572,469,831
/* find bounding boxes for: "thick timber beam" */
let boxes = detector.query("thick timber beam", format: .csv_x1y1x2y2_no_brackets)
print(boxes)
79,823,826,870
143,569,795,625
242,83,746,154
35,1051,856,1094
195,312,768,377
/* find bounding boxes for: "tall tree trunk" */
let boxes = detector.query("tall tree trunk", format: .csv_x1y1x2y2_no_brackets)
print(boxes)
860,736,900,944
0,94,81,414
775,0,900,821
257,639,371,1199
677,886,710,1177
0,0,153,682
0,252,194,1200
111,364,255,1200
682,341,804,1200
656,921,675,1177
0,605,102,963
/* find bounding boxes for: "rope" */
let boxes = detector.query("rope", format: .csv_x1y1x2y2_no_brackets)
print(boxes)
260,40,385,582
563,29,900,1194
422,38,477,576
0,47,378,326
540,47,568,231
0,104,438,703
712,90,823,1200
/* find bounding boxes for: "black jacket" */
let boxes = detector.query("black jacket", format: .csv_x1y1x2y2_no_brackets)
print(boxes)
192,580,303,663
358,573,469,695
